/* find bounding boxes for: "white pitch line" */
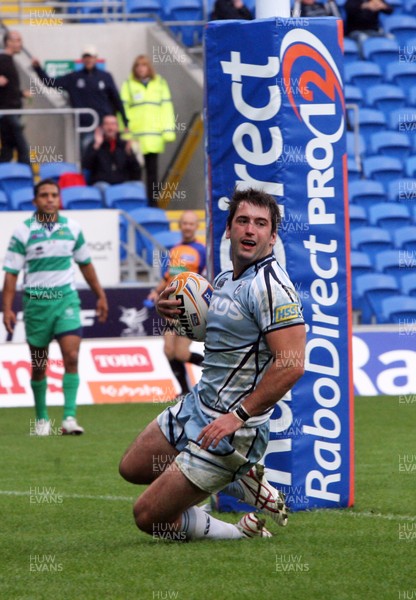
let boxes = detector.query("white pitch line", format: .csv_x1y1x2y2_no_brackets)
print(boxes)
0,490,415,521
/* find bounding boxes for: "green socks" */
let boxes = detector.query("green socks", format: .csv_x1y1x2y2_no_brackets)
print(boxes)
31,378,48,420
63,373,80,419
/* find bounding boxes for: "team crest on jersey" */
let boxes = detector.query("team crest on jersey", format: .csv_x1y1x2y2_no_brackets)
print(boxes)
215,276,228,289
274,303,301,323
233,282,247,297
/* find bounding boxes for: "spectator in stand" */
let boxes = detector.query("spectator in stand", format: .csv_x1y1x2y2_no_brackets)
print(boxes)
299,0,340,17
210,0,253,19
345,0,393,42
32,45,129,151
120,55,176,207
0,30,31,165
82,115,141,193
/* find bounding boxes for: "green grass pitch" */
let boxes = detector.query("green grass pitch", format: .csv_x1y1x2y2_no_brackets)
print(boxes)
1,397,414,600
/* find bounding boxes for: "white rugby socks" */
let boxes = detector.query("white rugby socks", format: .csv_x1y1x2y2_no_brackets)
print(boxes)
181,506,242,540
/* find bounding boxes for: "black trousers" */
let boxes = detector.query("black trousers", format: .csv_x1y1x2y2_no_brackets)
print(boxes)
0,115,30,164
144,152,159,207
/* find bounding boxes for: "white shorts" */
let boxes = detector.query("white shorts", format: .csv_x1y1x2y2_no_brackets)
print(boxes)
157,390,269,494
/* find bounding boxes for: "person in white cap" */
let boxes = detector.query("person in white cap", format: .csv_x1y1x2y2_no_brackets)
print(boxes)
31,45,128,150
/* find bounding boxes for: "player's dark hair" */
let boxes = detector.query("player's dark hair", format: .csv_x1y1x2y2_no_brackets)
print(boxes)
34,178,60,198
226,188,281,235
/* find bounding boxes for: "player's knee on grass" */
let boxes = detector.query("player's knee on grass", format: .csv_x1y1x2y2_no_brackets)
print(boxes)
133,497,156,534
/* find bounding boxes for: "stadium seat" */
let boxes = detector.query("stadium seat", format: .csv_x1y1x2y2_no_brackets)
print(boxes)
348,180,386,208
370,131,412,160
166,0,203,46
349,204,368,230
362,37,400,69
388,107,416,132
104,182,148,211
125,0,163,19
366,84,406,113
346,132,366,161
129,207,170,262
152,230,182,275
345,61,383,92
380,295,416,324
393,225,416,250
0,163,33,202
387,178,416,203
355,273,400,323
375,249,414,279
405,156,416,178
407,84,416,105
351,108,386,145
368,202,412,233
362,156,403,191
385,62,416,89
0,190,8,211
61,186,104,209
350,251,374,311
401,273,416,296
406,0,416,15
39,162,79,182
9,187,35,211
348,157,361,182
351,226,393,262
343,38,360,64
344,84,364,107
383,15,416,47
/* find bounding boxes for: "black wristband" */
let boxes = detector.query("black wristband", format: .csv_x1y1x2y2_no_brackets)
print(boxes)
234,405,251,422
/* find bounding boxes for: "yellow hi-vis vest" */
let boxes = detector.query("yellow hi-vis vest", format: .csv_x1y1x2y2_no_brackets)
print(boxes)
120,74,176,155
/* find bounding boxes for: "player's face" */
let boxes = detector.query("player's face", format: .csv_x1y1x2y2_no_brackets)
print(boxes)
226,201,276,275
180,213,198,243
33,184,60,218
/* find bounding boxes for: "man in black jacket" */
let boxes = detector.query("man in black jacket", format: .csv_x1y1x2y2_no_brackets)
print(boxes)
0,30,31,164
32,45,128,150
345,0,393,39
82,115,141,189
210,0,253,20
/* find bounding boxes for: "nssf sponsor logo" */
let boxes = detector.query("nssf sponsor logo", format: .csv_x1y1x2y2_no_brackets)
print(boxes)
91,348,153,373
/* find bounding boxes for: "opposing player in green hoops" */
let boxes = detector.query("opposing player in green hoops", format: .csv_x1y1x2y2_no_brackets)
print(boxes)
2,179,108,436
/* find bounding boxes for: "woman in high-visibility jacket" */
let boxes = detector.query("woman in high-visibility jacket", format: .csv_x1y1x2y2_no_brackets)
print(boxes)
120,55,176,206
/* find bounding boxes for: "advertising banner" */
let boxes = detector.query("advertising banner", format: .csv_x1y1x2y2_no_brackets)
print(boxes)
205,17,352,510
0,210,120,289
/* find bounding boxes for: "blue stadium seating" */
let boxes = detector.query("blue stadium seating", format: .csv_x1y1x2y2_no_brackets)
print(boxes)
344,85,364,107
39,162,79,182
348,180,386,208
129,207,170,262
383,15,416,47
362,37,400,69
126,0,163,19
401,273,416,296
368,202,412,233
394,225,416,250
345,61,383,92
104,182,148,211
343,38,360,65
363,156,403,191
0,190,8,211
406,0,416,16
388,177,416,203
348,157,361,182
405,156,416,178
346,132,366,160
10,188,35,211
380,295,416,324
388,107,416,132
166,0,203,46
371,131,412,160
366,84,406,113
351,108,386,145
351,250,374,310
0,163,33,203
375,249,414,280
61,186,104,209
351,226,393,261
385,62,416,89
407,85,416,105
349,204,368,229
355,273,400,323
152,230,182,275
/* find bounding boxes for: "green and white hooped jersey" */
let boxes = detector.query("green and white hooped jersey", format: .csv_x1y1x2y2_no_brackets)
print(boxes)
3,213,91,297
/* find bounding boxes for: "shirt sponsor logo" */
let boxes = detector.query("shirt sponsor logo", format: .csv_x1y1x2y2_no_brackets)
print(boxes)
274,303,301,323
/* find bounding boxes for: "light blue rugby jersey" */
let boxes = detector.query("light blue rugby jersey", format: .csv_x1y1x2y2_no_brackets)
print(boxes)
197,253,304,427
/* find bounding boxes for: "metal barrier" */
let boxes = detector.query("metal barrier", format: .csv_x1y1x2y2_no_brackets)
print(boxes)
0,107,99,165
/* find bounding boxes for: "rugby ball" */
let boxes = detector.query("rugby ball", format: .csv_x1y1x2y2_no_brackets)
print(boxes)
169,272,213,342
